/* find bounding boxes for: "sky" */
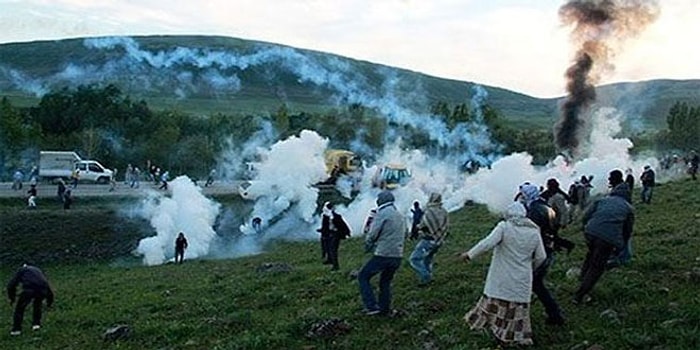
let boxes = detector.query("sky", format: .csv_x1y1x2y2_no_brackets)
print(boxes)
1,0,698,98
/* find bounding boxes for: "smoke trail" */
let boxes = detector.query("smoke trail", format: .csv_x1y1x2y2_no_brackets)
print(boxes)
555,0,659,157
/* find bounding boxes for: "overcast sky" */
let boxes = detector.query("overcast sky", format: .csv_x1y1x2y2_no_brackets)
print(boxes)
1,0,698,98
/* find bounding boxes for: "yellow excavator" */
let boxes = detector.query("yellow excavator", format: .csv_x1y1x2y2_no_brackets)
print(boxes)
317,150,363,190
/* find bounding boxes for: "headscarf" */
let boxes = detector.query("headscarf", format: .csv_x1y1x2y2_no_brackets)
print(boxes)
518,183,541,208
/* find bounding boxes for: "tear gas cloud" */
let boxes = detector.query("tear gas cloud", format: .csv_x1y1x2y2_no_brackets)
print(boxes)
135,103,659,266
135,176,220,265
2,36,497,162
18,36,656,264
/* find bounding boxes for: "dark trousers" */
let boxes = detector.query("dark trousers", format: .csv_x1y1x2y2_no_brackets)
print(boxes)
575,236,616,301
321,236,331,261
175,248,185,263
327,235,341,269
13,292,45,331
358,256,402,313
533,252,564,321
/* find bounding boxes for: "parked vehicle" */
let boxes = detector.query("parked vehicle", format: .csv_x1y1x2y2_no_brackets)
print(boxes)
39,151,113,184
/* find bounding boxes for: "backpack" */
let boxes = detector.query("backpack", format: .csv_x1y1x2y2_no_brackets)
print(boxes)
568,184,580,205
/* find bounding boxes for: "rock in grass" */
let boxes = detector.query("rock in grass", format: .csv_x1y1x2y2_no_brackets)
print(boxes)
255,262,293,273
103,324,132,342
305,318,351,339
566,267,581,280
599,309,620,324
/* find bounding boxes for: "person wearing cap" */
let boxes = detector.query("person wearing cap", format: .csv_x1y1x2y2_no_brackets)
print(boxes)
517,183,566,326
358,190,407,316
639,165,655,204
460,201,546,347
7,264,55,336
409,193,449,286
574,169,634,304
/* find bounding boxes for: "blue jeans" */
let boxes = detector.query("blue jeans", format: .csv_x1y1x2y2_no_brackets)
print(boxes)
409,239,440,284
358,256,402,313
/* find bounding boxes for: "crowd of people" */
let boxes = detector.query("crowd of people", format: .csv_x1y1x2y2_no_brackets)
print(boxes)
306,165,644,347
2,162,680,346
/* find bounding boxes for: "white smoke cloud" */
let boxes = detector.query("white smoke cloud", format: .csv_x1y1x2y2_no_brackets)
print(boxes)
136,176,221,265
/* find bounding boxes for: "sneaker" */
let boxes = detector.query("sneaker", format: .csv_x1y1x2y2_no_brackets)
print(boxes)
364,309,381,316
10,331,21,336
32,325,41,331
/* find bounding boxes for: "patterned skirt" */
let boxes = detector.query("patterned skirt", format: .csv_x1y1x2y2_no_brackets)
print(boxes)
464,295,534,346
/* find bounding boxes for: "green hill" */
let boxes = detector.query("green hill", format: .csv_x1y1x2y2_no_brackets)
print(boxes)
1,35,699,131
0,178,699,349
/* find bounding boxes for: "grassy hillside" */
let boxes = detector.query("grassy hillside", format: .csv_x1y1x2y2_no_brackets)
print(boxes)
1,35,554,124
0,179,698,349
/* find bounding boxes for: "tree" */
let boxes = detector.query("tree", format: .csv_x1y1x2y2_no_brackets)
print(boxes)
666,102,700,150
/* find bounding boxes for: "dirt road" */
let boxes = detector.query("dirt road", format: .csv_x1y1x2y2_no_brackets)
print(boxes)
0,181,242,198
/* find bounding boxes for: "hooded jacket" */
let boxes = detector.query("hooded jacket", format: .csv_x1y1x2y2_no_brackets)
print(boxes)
583,184,635,249
519,184,557,250
467,202,547,303
7,265,54,306
365,191,406,257
417,193,449,241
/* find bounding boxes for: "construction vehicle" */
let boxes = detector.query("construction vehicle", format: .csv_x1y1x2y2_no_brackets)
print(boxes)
372,164,411,189
318,149,363,188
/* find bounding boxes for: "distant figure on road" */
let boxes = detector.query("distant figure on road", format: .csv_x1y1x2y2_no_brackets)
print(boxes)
70,169,80,189
205,169,216,187
175,232,188,264
7,264,55,336
57,179,66,202
27,185,37,209
12,170,23,190
109,168,118,192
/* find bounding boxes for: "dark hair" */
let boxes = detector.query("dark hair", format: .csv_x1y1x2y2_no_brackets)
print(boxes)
608,169,623,186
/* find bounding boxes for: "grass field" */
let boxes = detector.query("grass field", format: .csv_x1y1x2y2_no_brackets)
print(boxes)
0,179,699,349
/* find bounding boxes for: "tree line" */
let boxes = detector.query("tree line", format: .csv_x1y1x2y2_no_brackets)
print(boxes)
1,84,696,181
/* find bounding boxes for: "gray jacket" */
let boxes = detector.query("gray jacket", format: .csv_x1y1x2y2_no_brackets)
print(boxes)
583,184,635,249
365,201,407,258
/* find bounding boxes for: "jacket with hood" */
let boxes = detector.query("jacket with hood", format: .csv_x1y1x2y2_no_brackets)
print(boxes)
519,184,557,251
583,184,635,249
7,265,54,306
417,193,449,241
365,191,407,258
467,202,547,303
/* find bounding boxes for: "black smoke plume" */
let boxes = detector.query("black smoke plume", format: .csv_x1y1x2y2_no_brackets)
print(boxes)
555,0,659,157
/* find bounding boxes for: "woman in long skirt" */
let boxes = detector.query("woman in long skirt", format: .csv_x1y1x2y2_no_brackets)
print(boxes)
460,202,547,346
